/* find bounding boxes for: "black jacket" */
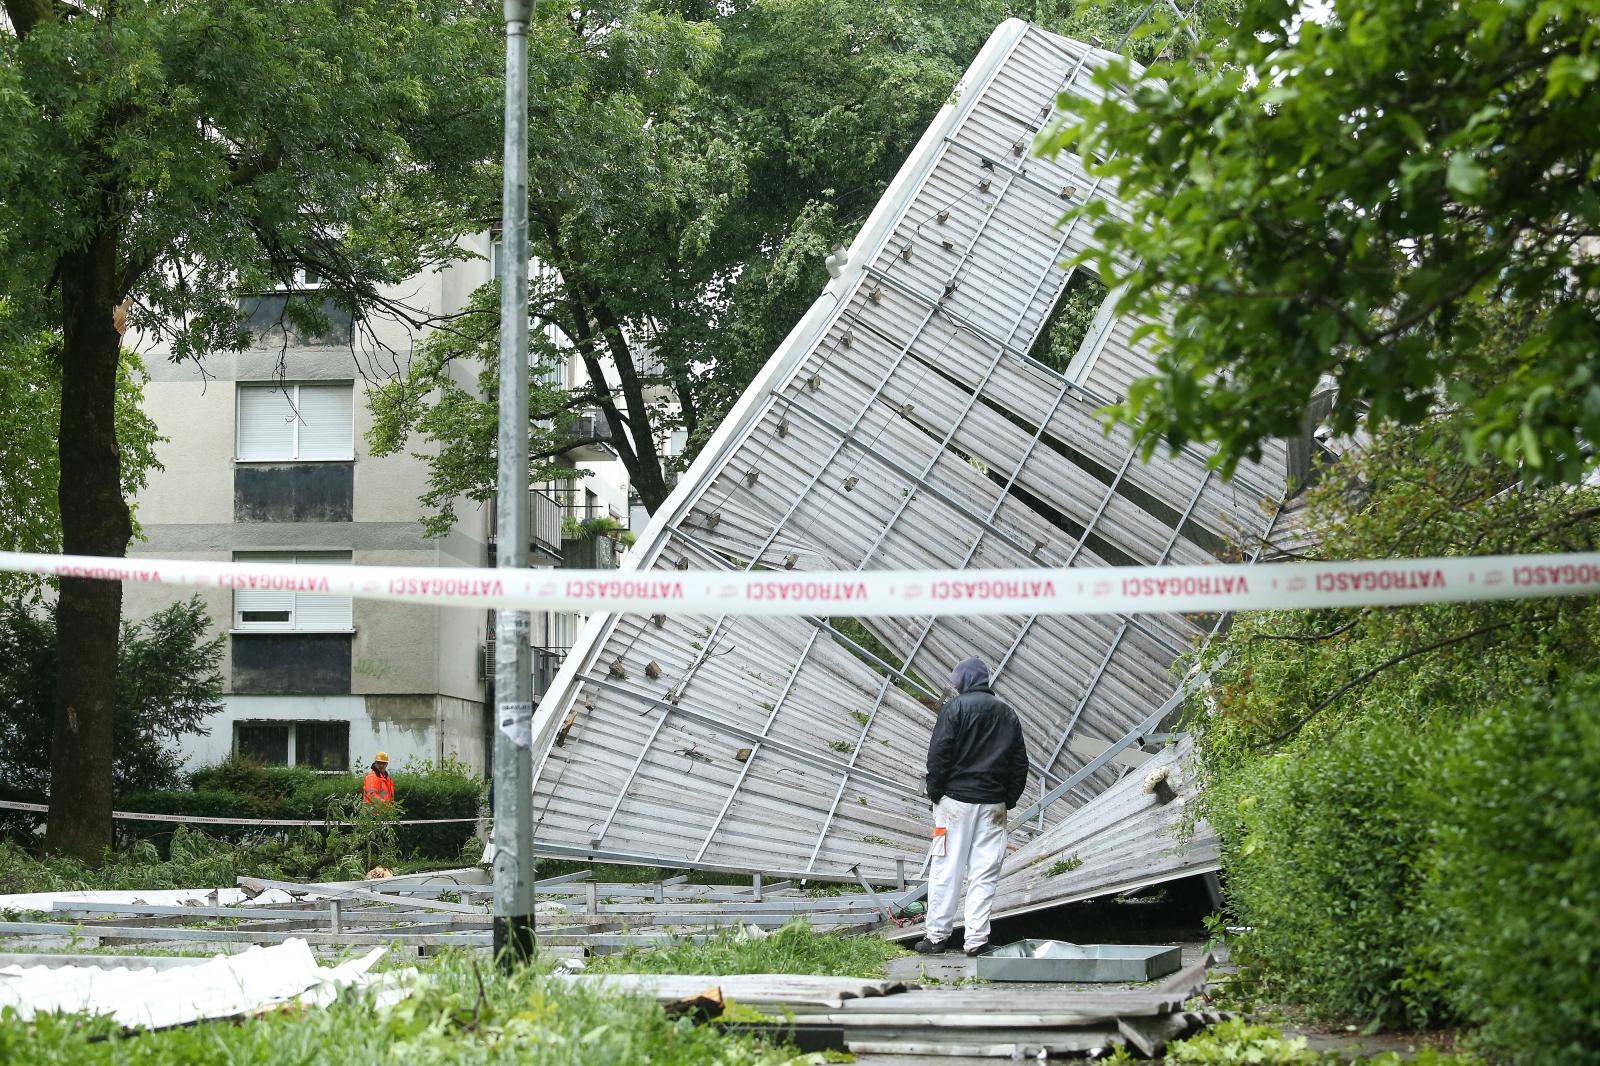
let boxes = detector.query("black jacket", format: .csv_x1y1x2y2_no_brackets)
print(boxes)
926,676,1029,809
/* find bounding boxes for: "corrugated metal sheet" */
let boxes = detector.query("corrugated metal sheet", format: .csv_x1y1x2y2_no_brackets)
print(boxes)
526,19,1285,884
989,736,1216,919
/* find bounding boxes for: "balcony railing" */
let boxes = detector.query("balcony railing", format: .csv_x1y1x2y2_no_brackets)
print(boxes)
558,408,616,462
487,490,564,560
481,640,567,697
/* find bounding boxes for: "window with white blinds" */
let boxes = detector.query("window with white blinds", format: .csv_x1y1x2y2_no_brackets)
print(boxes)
233,551,354,632
236,383,353,461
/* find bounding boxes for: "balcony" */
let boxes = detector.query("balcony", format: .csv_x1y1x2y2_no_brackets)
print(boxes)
487,489,564,562
559,409,616,462
481,639,567,698
238,292,353,348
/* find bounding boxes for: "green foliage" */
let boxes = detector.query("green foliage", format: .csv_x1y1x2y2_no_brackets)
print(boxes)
365,283,585,540
0,306,162,602
1209,719,1449,1029
0,0,499,357
562,514,637,547
1423,680,1600,1064
1042,0,1600,483
1165,1019,1320,1064
1193,424,1600,1052
118,758,482,860
1028,268,1109,374
1154,1017,1483,1065
589,919,907,979
375,1,1189,520
0,808,394,896
1044,855,1083,877
0,950,825,1065
0,597,222,797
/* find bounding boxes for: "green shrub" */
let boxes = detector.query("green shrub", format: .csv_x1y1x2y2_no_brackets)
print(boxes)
390,767,482,859
0,809,395,897
118,759,483,861
1211,719,1450,1029
0,597,222,797
1424,677,1600,1064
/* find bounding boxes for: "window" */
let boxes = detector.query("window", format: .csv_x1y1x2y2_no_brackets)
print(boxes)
233,551,354,632
236,382,354,461
233,721,349,770
551,611,577,651
296,721,350,771
236,722,289,765
277,267,323,290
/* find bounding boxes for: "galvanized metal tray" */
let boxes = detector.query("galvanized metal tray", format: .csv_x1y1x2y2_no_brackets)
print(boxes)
975,940,1183,984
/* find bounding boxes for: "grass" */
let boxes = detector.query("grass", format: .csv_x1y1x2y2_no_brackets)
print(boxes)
589,919,907,979
0,951,835,1065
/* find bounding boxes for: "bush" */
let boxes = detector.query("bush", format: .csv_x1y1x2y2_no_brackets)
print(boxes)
1211,719,1449,1030
0,810,396,897
1192,421,1600,1042
0,597,222,799
117,757,483,861
1425,677,1600,1064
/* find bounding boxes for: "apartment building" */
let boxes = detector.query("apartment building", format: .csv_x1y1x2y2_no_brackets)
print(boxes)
124,236,631,775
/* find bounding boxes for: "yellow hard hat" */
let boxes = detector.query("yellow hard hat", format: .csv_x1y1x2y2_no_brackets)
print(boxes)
374,751,390,763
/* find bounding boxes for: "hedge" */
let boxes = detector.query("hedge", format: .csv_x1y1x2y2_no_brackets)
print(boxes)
1212,718,1450,1030
120,760,483,861
1212,674,1600,1063
1424,678,1600,1064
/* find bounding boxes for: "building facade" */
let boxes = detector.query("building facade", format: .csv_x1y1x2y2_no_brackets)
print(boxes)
126,235,631,776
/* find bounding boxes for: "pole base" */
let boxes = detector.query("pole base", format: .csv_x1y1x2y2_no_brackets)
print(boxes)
494,913,538,970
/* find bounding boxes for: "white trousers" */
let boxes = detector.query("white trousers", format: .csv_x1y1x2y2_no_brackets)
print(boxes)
925,796,1008,949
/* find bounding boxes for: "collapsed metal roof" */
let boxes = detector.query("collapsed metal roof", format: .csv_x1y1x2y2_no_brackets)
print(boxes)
527,18,1285,886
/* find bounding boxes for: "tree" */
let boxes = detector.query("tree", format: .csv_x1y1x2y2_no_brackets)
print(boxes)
376,0,1243,525
0,596,224,798
371,0,1048,519
1041,0,1600,482
0,302,163,602
0,0,500,860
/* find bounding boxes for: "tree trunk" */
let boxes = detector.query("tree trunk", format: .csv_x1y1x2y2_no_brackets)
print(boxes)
46,226,132,864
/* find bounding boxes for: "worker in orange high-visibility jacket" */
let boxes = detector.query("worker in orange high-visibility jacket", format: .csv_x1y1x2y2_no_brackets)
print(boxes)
362,752,395,804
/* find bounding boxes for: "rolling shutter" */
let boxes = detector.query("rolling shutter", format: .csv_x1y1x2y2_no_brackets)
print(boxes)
236,386,295,460
236,383,353,460
295,384,353,460
233,552,353,631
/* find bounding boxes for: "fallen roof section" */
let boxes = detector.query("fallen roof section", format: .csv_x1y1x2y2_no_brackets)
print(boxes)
526,17,1286,885
0,939,403,1030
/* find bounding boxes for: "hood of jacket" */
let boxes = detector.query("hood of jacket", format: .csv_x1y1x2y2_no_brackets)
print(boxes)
951,656,991,695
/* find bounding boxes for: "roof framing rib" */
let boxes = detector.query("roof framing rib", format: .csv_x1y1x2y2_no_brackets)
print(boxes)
526,17,1288,889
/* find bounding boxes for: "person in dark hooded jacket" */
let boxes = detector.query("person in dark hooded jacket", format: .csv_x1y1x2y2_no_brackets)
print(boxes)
915,656,1028,956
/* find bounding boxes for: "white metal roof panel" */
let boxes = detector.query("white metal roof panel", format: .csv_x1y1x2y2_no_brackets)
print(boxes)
526,19,1285,886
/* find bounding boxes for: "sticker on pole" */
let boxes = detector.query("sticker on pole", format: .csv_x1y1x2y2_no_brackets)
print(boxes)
498,701,533,749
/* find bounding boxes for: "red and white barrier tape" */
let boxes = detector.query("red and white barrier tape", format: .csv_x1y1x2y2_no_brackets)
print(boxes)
3,549,1599,616
0,799,477,828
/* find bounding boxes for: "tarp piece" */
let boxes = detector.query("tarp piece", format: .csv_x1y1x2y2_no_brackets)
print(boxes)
0,940,402,1030
526,18,1285,883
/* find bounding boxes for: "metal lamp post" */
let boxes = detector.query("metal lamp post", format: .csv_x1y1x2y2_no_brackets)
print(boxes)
492,0,537,968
